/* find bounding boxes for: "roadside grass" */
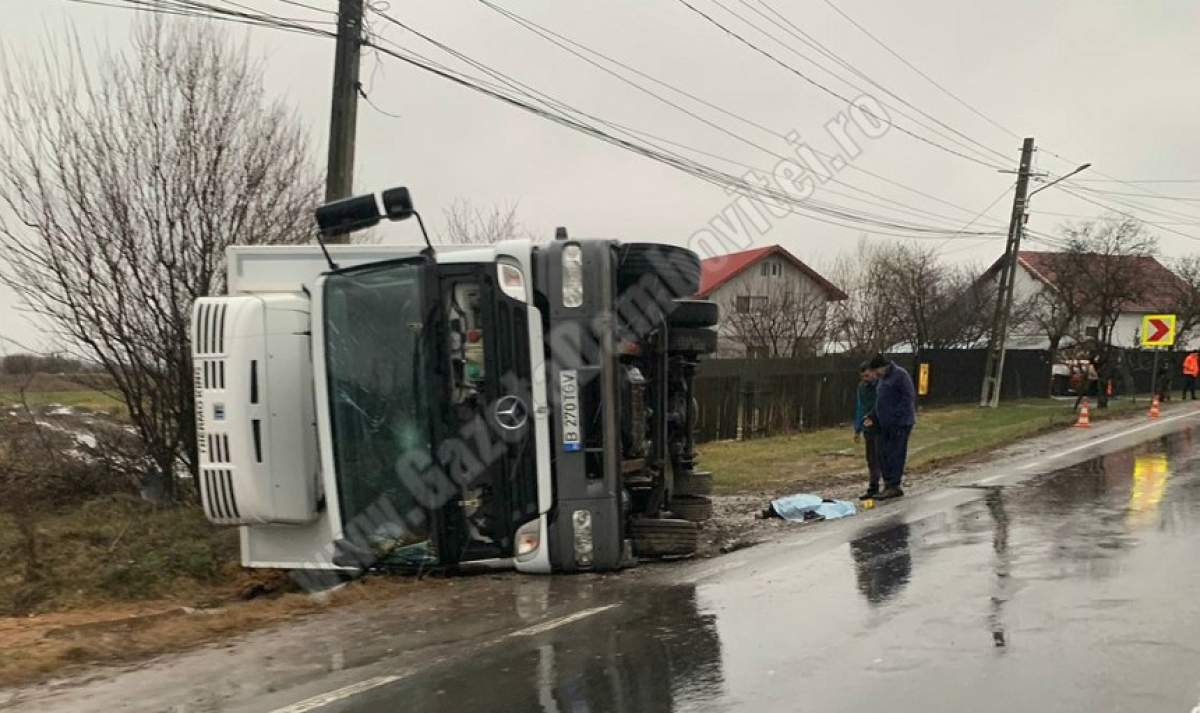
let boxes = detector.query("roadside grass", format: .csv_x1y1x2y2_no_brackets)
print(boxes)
0,389,125,416
699,396,1147,496
0,564,446,688
0,496,241,616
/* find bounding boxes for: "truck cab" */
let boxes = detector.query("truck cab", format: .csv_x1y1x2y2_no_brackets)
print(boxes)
190,188,718,576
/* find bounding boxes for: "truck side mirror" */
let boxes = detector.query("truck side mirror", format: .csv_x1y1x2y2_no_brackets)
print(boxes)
382,187,416,222
315,194,382,236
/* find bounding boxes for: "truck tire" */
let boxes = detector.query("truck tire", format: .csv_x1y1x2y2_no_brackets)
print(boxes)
617,243,701,298
669,495,713,522
668,299,719,328
674,470,713,496
629,518,699,558
668,327,718,354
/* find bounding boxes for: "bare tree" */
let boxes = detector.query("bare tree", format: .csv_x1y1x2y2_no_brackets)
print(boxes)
826,239,903,357
1169,255,1200,346
871,243,992,356
1051,217,1158,406
439,198,531,244
718,278,829,358
0,20,320,499
1017,252,1088,366
1057,217,1157,350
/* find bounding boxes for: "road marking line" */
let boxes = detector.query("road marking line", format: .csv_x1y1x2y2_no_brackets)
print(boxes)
1039,409,1197,462
973,409,1200,487
266,603,620,713
266,675,404,713
509,604,620,637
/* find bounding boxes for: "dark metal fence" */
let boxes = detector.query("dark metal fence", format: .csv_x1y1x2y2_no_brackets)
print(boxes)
694,347,1183,443
694,349,1053,443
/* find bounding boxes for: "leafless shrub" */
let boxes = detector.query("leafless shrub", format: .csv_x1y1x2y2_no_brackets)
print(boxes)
0,19,320,498
717,278,830,358
439,198,532,244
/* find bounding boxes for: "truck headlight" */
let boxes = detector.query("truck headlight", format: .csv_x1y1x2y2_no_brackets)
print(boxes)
572,509,593,566
497,261,527,302
562,244,584,308
515,518,541,561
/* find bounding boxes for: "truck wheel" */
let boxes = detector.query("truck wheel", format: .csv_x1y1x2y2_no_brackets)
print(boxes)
674,470,713,496
668,327,718,354
629,518,699,558
617,244,701,298
668,299,719,328
669,495,713,522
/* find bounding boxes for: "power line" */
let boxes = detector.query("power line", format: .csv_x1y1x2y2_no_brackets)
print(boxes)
758,0,1200,228
1054,185,1200,243
934,181,1016,253
476,0,1009,227
811,0,1200,217
725,0,1013,167
71,0,1010,241
474,0,1009,232
819,0,1022,142
1031,210,1200,227
1060,181,1200,225
1064,186,1200,202
365,6,1006,237
1072,178,1200,184
672,0,1007,171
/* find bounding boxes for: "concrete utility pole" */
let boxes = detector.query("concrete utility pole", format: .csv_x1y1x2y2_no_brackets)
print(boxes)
324,0,364,242
979,137,1036,408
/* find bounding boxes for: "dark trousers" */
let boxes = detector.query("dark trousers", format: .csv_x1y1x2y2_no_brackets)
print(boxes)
879,426,912,489
864,431,883,493
1074,381,1098,410
1184,375,1197,400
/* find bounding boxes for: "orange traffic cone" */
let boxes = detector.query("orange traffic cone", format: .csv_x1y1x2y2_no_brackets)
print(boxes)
1075,398,1092,428
1149,395,1161,420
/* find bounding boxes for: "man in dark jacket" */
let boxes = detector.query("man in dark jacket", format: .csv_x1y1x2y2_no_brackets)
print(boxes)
853,362,883,499
863,354,916,499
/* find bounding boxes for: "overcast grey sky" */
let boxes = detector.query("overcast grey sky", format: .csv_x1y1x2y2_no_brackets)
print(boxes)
3,0,1200,352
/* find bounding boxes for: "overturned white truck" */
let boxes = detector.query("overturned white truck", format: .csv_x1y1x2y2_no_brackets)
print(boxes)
191,187,719,575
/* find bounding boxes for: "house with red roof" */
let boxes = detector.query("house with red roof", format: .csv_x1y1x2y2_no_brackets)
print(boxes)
978,250,1190,350
695,245,847,358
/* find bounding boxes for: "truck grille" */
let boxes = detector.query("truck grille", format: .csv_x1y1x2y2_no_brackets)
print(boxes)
201,467,241,522
194,302,227,355
495,301,539,523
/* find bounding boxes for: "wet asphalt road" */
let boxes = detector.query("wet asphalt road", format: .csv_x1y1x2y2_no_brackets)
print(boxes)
325,421,1200,713
8,413,1200,713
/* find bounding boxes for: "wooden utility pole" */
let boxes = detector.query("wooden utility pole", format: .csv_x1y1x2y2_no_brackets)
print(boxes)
979,137,1036,407
324,0,364,242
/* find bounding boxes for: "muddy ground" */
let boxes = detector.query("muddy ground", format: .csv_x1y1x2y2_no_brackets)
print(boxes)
696,421,1064,558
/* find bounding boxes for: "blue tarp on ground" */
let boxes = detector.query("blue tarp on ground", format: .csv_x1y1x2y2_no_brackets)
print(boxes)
770,493,857,522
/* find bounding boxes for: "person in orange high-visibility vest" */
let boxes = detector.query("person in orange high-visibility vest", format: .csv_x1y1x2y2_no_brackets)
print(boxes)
1182,351,1199,400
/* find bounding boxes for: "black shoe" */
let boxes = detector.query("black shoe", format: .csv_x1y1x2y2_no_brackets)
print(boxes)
859,490,879,501
877,487,905,500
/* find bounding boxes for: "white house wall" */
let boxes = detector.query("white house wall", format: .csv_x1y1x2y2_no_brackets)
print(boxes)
707,256,831,358
980,262,1197,351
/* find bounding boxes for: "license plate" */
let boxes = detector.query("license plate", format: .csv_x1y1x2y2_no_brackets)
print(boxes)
559,369,582,452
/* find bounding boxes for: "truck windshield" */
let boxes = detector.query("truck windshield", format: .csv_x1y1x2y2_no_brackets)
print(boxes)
322,260,437,541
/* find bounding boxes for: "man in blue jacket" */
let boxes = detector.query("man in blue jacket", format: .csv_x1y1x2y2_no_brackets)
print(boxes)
853,362,883,500
863,354,916,499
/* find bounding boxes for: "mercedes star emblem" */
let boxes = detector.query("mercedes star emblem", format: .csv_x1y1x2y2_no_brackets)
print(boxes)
494,395,528,430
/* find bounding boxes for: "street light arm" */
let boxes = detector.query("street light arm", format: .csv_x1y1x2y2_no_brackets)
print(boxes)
1029,163,1092,198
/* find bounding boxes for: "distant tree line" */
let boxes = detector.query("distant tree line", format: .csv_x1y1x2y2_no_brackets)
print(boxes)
0,353,102,376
